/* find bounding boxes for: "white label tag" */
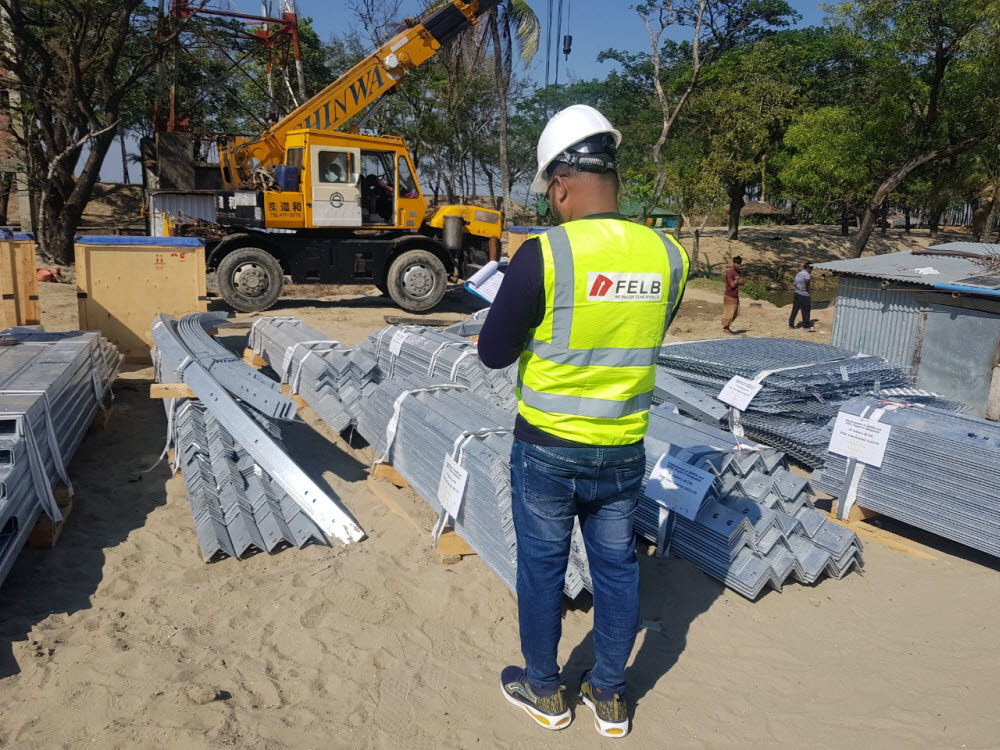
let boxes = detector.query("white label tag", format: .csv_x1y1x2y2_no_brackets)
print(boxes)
388,330,409,356
828,412,892,468
437,454,469,519
586,272,663,301
717,376,763,411
644,454,714,520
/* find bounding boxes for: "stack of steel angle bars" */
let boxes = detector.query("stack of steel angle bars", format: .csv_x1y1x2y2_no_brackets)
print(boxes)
354,372,593,597
357,325,517,411
656,337,941,468
813,397,1000,557
152,313,364,561
248,316,380,433
0,328,122,587
172,399,327,561
640,405,864,599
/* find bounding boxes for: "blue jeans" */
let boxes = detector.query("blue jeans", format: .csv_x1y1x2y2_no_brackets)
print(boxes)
510,438,644,696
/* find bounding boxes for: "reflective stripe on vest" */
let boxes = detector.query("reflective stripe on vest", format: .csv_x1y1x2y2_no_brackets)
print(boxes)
516,218,689,445
525,225,686,368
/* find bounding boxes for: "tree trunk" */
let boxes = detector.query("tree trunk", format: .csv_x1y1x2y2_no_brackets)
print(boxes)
971,194,995,241
120,130,130,184
880,204,888,237
0,173,10,226
489,16,512,228
693,229,700,271
904,207,911,235
850,138,980,257
726,182,745,241
840,204,849,236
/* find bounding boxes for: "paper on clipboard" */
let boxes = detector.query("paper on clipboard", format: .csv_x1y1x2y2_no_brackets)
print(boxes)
465,261,505,303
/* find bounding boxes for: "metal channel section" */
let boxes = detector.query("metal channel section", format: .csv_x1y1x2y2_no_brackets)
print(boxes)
152,314,364,544
0,329,122,587
814,397,1000,558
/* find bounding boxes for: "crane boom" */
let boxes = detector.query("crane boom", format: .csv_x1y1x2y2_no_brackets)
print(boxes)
223,0,498,188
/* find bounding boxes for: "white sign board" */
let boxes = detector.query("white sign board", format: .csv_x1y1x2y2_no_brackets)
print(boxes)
717,375,763,412
644,454,715,520
388,330,409,356
828,412,892,468
437,454,469,519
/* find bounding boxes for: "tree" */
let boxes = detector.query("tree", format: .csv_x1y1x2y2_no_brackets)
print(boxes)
829,0,1000,257
483,0,539,225
0,1,189,264
632,0,797,218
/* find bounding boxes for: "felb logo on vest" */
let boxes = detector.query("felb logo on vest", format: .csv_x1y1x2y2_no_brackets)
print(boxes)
586,272,664,301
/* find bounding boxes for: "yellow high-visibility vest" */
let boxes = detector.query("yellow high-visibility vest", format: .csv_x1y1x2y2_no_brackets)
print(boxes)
517,218,689,445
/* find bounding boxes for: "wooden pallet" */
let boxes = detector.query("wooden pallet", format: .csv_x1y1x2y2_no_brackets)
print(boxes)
827,500,938,560
367,464,477,564
28,487,74,549
243,348,267,369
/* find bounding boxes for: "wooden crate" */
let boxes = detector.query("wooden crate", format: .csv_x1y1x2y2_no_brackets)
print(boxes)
75,236,208,362
0,235,40,328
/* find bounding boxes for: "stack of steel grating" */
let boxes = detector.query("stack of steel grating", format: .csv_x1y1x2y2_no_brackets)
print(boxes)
657,338,919,467
638,405,864,599
355,372,592,597
813,397,1000,557
172,399,327,561
153,312,365,550
0,328,122,587
356,325,517,410
248,316,380,433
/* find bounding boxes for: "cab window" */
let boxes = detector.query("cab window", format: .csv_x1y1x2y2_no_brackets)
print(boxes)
398,157,418,198
318,151,352,183
286,147,304,168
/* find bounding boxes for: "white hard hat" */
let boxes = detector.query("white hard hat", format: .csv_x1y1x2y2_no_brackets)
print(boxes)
531,104,622,194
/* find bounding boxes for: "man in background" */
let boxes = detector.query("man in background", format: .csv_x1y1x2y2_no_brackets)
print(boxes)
722,256,744,334
789,262,815,332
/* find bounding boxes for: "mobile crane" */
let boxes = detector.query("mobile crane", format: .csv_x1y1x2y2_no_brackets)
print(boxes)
173,0,501,313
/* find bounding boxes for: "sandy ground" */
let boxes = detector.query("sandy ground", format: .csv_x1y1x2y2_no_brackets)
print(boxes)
2,256,999,749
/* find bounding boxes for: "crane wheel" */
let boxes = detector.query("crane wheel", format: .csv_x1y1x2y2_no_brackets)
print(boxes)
216,246,284,313
386,248,447,312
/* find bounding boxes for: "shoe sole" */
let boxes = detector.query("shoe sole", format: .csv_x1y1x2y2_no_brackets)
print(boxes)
500,685,572,730
580,692,630,738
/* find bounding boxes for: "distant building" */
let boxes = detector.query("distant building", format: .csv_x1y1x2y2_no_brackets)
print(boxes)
617,200,682,232
814,243,1000,418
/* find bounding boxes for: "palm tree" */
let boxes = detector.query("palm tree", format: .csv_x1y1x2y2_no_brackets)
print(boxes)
483,1,539,226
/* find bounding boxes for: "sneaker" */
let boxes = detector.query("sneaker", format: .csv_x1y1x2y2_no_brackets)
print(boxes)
806,326,816,333
579,671,630,738
500,666,571,731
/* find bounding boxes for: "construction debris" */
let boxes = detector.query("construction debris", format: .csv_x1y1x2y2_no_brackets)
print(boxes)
0,329,122,587
152,312,365,550
813,397,1000,558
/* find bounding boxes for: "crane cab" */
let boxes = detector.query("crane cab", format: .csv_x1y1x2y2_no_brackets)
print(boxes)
261,130,428,231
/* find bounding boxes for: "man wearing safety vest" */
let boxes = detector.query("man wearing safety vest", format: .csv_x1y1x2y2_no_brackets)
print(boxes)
479,105,689,738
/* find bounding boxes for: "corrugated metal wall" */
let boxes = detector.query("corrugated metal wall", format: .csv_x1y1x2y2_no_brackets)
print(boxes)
830,276,922,367
148,193,217,237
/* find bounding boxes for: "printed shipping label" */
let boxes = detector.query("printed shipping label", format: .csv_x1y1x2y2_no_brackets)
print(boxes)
717,375,763,412
644,454,714,520
388,330,409,356
828,412,892,468
586,272,663,301
437,455,469,519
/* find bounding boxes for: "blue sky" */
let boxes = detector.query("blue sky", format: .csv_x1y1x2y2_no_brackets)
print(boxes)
103,0,828,181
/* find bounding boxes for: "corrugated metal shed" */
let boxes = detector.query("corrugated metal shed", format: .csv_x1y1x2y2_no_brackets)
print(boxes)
148,191,217,237
928,241,1000,256
829,277,922,369
813,251,983,287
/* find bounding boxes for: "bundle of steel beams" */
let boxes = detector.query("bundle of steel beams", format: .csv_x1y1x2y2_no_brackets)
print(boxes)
656,337,951,468
0,328,122,587
249,316,380,433
152,312,364,550
813,397,1000,557
172,399,327,561
639,405,863,599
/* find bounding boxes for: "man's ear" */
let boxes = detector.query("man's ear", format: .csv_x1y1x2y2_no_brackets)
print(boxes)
550,175,568,206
